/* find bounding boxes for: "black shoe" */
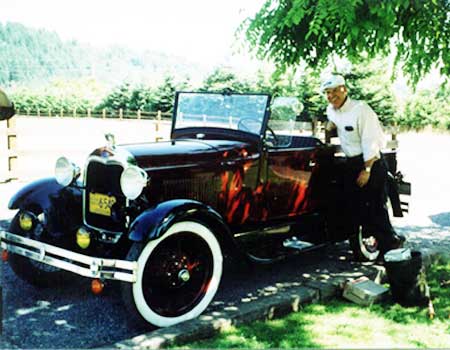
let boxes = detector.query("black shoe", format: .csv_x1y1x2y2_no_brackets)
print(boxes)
391,234,406,249
383,234,406,253
377,235,406,263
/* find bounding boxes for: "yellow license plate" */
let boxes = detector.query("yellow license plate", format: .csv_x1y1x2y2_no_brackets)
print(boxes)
89,192,117,217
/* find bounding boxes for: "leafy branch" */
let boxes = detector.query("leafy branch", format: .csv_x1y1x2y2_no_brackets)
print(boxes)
240,0,449,86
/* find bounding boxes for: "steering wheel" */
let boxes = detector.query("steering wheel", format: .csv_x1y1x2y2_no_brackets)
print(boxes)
265,125,279,146
237,118,278,145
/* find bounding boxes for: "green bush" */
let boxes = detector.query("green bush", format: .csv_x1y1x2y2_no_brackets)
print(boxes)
399,88,450,130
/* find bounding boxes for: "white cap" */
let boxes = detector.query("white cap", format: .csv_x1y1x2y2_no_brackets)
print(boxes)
320,75,346,92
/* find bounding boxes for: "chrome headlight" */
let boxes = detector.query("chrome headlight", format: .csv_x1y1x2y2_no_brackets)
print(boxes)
120,165,148,200
55,156,80,186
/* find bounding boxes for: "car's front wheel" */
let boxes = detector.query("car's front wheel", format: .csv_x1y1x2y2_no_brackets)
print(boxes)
349,227,380,262
121,221,223,328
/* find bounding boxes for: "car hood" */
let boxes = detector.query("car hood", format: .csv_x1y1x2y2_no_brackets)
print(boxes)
119,139,257,171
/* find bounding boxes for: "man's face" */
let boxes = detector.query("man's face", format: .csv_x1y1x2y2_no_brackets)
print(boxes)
324,85,347,109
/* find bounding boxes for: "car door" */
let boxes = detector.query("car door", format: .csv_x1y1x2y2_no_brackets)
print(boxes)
264,141,318,220
261,97,322,221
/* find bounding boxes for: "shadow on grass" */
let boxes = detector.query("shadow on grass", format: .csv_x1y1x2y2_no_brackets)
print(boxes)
177,313,323,349
175,258,450,349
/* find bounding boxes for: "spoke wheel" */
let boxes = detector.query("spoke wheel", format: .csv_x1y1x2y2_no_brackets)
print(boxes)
122,221,223,327
349,227,380,262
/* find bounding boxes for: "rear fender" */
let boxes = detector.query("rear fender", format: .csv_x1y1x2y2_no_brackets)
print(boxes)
128,199,243,257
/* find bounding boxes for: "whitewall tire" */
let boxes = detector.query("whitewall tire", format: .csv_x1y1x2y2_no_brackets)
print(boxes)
123,221,223,328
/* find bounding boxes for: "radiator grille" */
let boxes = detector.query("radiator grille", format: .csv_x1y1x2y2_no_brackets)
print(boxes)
84,160,126,232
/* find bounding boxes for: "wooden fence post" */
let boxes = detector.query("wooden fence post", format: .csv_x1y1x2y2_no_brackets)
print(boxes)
6,117,18,180
87,108,91,118
102,109,106,119
155,110,163,142
119,108,123,120
137,110,141,120
73,108,77,118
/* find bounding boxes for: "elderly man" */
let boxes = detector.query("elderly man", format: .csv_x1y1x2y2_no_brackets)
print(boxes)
0,88,15,121
321,74,405,258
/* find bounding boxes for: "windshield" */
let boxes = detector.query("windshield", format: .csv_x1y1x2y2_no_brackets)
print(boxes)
174,92,270,135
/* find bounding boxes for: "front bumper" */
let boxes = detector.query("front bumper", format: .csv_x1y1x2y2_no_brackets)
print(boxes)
0,231,137,283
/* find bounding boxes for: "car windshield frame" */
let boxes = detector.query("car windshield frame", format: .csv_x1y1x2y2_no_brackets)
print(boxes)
171,91,271,137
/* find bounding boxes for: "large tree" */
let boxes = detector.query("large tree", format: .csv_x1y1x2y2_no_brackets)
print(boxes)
241,0,449,85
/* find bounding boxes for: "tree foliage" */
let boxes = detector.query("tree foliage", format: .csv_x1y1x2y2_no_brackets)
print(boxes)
6,53,447,131
241,0,449,86
0,22,86,84
9,78,105,113
400,86,450,130
0,22,208,87
200,67,252,93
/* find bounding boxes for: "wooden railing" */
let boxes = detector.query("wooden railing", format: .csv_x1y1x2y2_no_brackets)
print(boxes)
14,108,172,120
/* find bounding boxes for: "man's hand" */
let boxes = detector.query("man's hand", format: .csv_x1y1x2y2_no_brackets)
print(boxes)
356,170,370,187
325,121,337,143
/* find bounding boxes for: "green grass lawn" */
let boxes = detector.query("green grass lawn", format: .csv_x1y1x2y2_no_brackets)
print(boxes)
173,258,450,349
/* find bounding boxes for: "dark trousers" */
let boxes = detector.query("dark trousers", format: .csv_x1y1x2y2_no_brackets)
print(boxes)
344,154,397,250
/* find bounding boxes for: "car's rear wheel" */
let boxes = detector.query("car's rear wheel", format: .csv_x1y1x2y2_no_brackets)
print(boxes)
121,221,223,328
349,227,380,262
8,210,70,287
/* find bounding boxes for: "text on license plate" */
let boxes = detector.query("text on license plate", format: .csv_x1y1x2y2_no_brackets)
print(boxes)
89,192,117,216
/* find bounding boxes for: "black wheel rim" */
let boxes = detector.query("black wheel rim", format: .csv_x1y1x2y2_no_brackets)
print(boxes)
141,232,214,317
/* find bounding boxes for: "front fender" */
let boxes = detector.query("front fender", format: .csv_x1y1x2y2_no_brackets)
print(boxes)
8,177,83,236
128,199,241,255
9,178,65,211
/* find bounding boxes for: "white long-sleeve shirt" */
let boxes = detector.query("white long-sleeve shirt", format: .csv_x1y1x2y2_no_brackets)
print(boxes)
327,98,386,161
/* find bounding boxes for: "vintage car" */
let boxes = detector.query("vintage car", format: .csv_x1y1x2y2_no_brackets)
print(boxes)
0,91,410,328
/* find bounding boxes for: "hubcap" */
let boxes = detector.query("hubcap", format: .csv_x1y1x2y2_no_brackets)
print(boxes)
178,269,190,282
363,236,378,253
